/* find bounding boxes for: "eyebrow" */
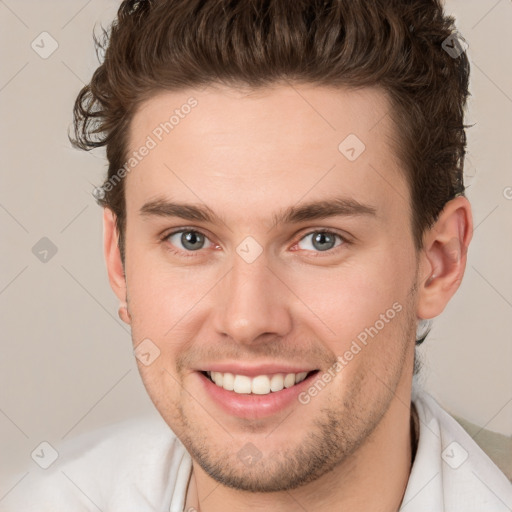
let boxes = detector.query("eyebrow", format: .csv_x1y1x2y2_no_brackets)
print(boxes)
139,196,377,227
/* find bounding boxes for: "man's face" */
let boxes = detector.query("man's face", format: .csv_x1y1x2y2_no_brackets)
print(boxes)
119,84,421,491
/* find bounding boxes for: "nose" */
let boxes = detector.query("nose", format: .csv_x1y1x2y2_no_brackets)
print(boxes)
212,252,293,346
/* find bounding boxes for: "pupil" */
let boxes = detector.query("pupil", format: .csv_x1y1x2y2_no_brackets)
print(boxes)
313,232,334,251
182,231,203,250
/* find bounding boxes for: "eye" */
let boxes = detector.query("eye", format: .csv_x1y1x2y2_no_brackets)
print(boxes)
162,228,347,258
296,231,345,253
164,229,215,254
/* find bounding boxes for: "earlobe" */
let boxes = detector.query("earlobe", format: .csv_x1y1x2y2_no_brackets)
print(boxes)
103,208,129,321
416,196,473,320
118,302,132,324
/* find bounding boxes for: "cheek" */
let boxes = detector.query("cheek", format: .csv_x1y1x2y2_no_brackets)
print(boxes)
126,248,210,337
285,250,414,344
294,263,415,402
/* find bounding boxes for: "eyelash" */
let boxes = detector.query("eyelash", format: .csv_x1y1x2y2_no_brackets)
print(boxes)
160,227,349,258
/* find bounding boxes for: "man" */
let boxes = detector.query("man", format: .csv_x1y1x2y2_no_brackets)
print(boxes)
3,0,511,511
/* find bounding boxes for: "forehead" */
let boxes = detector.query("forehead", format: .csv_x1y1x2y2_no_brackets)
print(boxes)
125,84,409,224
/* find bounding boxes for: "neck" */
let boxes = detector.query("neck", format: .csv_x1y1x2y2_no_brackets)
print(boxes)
185,387,417,512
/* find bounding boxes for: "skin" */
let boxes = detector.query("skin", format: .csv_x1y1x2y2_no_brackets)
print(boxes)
104,84,473,511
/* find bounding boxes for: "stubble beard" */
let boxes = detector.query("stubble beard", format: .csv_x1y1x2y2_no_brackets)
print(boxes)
172,303,416,493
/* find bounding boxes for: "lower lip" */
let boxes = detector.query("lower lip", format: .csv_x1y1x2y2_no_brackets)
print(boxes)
197,371,319,419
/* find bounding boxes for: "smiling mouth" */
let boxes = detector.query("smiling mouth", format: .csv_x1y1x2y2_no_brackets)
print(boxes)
200,370,320,395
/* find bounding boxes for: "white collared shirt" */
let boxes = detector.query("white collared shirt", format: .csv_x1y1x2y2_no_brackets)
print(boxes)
2,385,511,511
400,383,512,511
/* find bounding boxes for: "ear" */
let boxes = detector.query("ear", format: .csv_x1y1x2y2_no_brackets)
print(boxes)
416,196,473,320
103,208,130,325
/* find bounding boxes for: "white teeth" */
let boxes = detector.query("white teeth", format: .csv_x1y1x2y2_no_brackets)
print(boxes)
284,373,296,388
222,372,235,391
251,375,270,394
296,371,308,383
270,373,284,392
212,371,223,386
206,370,312,395
233,375,252,394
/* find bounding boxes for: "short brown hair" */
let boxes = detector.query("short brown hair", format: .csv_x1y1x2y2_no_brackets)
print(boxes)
70,0,470,353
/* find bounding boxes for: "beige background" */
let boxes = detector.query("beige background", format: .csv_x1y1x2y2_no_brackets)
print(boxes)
0,0,511,494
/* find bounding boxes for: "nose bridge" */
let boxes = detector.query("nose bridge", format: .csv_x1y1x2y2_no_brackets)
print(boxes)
213,249,292,344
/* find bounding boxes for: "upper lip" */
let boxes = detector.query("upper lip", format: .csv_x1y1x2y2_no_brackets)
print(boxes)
198,363,318,377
